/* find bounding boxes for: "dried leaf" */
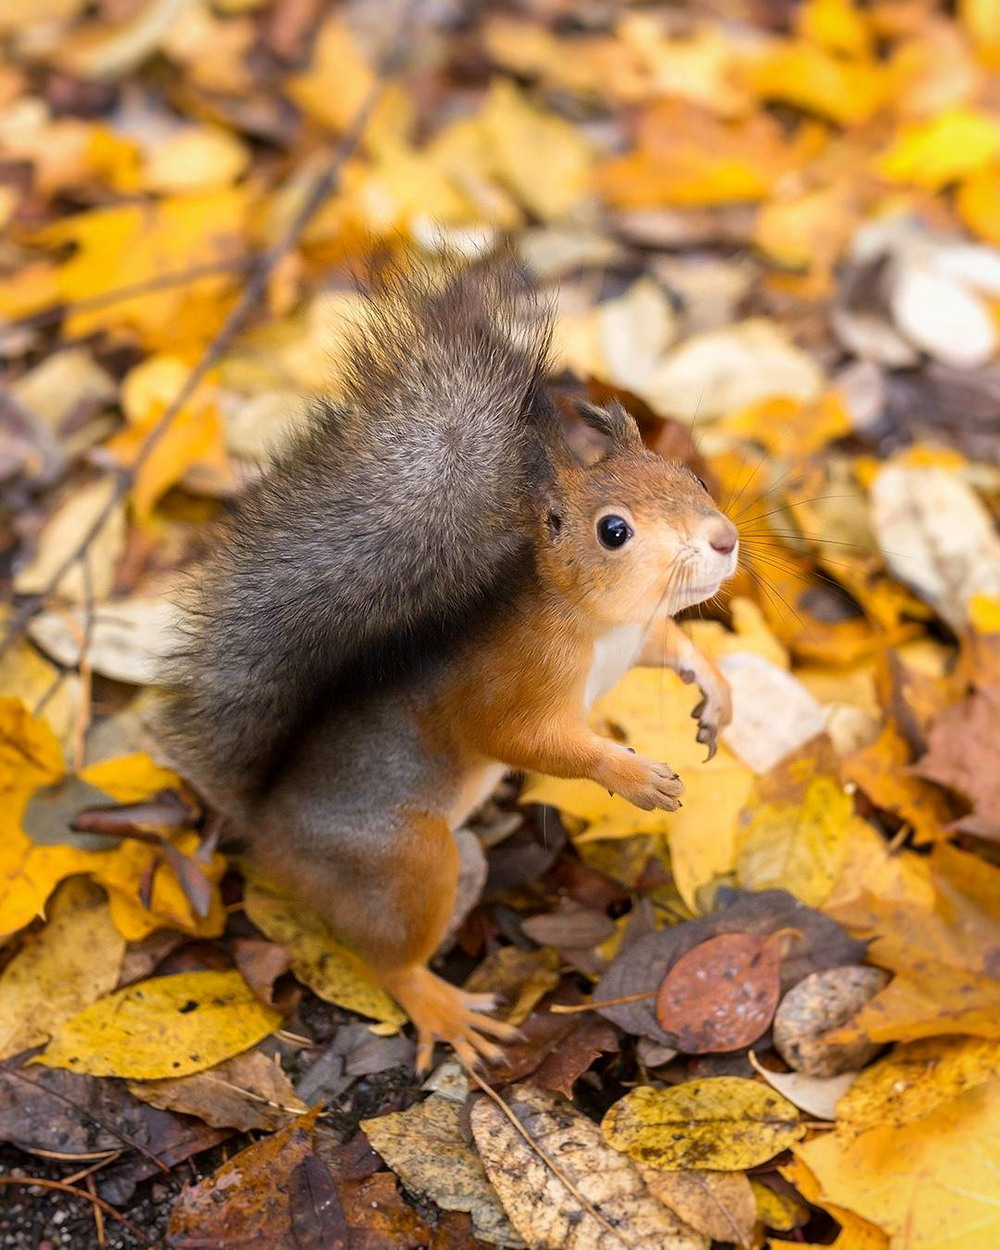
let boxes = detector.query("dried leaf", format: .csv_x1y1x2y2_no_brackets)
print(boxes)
773,966,890,1077
634,1167,755,1248
129,1047,307,1132
472,1082,707,1248
36,969,281,1078
748,1051,858,1121
655,932,781,1054
602,1077,804,1171
362,1095,523,1247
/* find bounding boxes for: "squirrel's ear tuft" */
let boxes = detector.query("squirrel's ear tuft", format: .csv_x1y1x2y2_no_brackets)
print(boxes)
577,399,644,455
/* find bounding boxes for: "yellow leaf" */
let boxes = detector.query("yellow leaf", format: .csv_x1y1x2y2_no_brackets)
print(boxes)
843,722,953,844
720,393,853,460
80,752,182,804
0,878,124,1060
107,354,231,522
751,1178,808,1231
0,697,65,803
602,1077,804,1170
145,125,249,193
781,1156,889,1249
836,1037,1000,1134
796,1079,1000,1249
521,666,754,909
243,879,405,1029
960,0,1000,64
479,78,592,221
968,593,1000,633
748,41,884,126
877,107,1000,188
957,166,1000,246
94,831,227,942
798,0,873,57
736,768,854,907
287,17,410,146
36,969,281,1079
598,100,805,208
37,188,250,349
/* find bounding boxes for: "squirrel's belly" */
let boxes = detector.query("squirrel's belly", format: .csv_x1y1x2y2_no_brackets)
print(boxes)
586,623,645,708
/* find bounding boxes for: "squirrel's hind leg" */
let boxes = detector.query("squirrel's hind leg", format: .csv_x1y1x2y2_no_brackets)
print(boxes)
251,806,517,1071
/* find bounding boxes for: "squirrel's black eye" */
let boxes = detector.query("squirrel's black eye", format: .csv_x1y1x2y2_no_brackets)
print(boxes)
597,515,632,550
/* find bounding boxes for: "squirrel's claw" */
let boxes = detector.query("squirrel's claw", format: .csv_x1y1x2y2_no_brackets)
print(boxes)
388,967,520,1074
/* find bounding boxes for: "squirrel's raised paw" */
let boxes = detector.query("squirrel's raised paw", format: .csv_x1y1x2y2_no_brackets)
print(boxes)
383,965,520,1073
602,749,685,812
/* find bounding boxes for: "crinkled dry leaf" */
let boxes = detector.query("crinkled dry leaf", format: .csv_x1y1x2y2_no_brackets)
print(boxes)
128,1047,307,1133
602,1077,804,1171
773,966,890,1077
471,1081,707,1248
36,969,281,1079
634,1166,755,1248
362,1094,523,1247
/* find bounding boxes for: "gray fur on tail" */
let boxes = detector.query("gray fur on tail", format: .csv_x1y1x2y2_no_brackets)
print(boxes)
158,257,555,807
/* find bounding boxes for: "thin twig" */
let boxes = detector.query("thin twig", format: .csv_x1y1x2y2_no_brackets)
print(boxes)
0,1177,151,1244
86,1173,107,1249
465,1065,634,1249
0,0,423,663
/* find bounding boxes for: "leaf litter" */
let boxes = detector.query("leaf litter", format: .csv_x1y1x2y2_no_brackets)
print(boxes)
2,0,1000,1246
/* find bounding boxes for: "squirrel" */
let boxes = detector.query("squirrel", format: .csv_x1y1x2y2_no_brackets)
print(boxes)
159,256,739,1069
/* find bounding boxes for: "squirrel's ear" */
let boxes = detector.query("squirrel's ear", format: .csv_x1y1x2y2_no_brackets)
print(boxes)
577,399,644,455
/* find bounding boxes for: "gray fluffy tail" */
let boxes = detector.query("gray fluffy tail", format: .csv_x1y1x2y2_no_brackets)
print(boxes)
159,257,555,807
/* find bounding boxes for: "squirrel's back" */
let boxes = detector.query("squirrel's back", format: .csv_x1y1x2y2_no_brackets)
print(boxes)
159,257,556,807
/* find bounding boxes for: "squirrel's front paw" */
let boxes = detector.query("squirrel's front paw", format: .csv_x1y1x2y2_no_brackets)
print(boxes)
679,667,732,761
599,748,684,812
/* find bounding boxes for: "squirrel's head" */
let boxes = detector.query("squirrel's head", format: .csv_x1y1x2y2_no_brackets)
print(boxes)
540,400,738,625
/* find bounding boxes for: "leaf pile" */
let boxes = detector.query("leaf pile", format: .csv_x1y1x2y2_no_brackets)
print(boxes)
2,0,1000,1246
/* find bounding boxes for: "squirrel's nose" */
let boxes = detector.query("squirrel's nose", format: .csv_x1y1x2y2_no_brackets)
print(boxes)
705,517,738,556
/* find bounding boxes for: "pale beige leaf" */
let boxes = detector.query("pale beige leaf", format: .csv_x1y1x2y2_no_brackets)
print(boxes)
363,1095,523,1247
471,1082,707,1249
15,477,126,604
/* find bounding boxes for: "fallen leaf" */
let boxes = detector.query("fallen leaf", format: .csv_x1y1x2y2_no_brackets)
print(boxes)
472,1081,707,1248
36,969,281,1078
634,1167,755,1248
718,653,827,775
890,258,997,368
167,1107,328,1246
748,1051,858,1121
28,595,182,686
128,1047,307,1132
144,124,249,193
835,1036,1000,1133
362,1094,522,1247
593,889,864,1045
749,40,884,125
602,1077,804,1170
877,106,1000,188
243,878,405,1030
655,932,782,1054
796,1079,1000,1249
13,476,126,604
912,686,1000,840
735,756,855,908
0,1059,227,1163
0,878,124,1061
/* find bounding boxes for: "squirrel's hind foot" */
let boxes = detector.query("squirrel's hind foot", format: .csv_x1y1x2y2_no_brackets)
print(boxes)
384,965,519,1072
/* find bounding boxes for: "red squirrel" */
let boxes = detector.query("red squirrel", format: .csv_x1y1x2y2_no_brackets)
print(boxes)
159,258,738,1068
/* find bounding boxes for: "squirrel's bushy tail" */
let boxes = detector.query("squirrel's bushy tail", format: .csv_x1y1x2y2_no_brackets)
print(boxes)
159,256,555,807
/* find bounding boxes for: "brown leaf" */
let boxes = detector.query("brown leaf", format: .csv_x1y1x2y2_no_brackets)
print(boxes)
289,1154,350,1250
128,1047,307,1132
655,932,782,1054
593,890,865,1043
913,686,1000,841
470,1082,707,1249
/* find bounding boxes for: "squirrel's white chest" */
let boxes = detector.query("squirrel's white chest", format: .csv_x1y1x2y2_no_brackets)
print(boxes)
585,623,645,708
